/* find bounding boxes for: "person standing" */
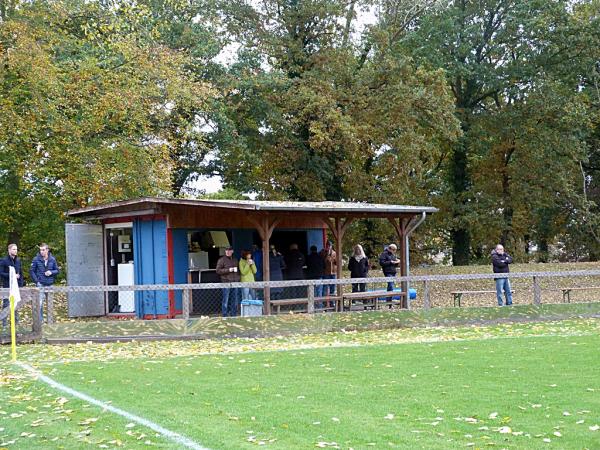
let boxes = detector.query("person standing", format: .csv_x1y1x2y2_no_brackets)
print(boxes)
0,244,24,327
285,243,305,280
491,244,513,306
379,243,400,292
251,244,263,282
30,243,60,322
239,250,257,301
285,243,306,298
320,240,337,296
216,246,241,317
348,244,369,293
306,245,325,298
268,245,286,300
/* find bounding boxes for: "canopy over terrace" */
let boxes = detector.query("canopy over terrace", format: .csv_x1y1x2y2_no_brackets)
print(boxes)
67,198,437,314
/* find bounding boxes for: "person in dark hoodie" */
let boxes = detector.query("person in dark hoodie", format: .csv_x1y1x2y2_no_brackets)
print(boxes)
0,243,24,327
348,244,369,293
306,245,325,300
268,245,286,300
30,243,60,322
379,243,400,292
491,244,513,306
284,243,306,299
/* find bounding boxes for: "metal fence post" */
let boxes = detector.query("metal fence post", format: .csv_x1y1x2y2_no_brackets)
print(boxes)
533,276,542,305
307,284,315,314
182,289,190,319
423,280,431,309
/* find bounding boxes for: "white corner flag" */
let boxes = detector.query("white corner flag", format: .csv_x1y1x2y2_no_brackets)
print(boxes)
9,266,21,361
9,266,21,308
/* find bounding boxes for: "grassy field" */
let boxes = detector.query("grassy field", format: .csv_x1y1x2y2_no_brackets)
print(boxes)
2,319,600,449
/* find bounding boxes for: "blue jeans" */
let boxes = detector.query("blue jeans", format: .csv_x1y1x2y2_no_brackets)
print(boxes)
241,287,255,301
38,284,52,322
222,287,241,317
495,278,512,306
321,275,336,296
385,273,396,292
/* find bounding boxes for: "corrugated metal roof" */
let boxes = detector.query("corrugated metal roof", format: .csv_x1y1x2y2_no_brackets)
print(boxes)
67,197,438,217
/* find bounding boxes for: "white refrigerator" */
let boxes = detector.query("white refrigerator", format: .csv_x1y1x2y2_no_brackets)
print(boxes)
117,263,135,313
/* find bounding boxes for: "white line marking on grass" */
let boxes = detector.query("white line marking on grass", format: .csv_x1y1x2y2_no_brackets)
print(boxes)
16,362,210,450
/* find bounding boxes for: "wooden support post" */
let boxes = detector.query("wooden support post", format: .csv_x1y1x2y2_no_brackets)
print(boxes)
323,216,355,297
387,216,411,308
262,232,270,314
248,215,280,315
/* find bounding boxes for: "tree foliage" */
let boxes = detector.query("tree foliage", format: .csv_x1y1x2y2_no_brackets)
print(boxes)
0,0,212,260
211,0,460,203
401,0,600,263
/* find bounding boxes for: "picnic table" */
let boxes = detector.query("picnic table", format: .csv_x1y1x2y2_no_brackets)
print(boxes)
544,286,600,303
342,290,406,311
451,290,515,307
270,296,342,314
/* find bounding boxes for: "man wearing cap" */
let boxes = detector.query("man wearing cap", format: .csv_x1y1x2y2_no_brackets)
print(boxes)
379,243,400,292
216,246,241,317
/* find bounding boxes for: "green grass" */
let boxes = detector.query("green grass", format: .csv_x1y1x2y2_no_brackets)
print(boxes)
3,320,600,449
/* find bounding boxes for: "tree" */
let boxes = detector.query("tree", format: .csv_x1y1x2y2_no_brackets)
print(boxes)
211,0,460,204
402,0,600,263
0,0,212,261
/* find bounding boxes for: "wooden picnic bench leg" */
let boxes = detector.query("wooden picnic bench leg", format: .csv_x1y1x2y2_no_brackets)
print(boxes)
453,293,462,307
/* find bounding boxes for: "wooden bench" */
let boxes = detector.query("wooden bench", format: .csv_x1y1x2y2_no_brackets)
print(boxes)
342,290,406,311
451,290,515,307
270,296,342,314
544,287,600,303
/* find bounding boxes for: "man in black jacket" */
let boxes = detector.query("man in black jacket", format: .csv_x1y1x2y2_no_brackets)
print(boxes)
379,243,400,292
0,244,24,327
491,244,513,306
306,245,325,302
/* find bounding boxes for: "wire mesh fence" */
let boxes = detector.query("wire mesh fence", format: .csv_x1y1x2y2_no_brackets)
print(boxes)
2,270,600,343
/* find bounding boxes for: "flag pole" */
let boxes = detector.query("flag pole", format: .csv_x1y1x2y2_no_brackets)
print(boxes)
8,265,20,362
10,293,16,361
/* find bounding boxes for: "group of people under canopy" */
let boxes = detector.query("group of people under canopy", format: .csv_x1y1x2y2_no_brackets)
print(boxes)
215,241,402,317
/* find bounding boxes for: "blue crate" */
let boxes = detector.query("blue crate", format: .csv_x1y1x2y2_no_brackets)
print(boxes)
241,300,263,317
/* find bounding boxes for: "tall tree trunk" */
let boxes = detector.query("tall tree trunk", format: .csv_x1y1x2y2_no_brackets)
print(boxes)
7,230,20,248
449,131,471,266
537,238,549,263
500,143,515,246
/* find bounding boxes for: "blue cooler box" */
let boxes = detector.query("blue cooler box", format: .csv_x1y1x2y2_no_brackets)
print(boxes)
376,288,417,301
241,300,263,317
